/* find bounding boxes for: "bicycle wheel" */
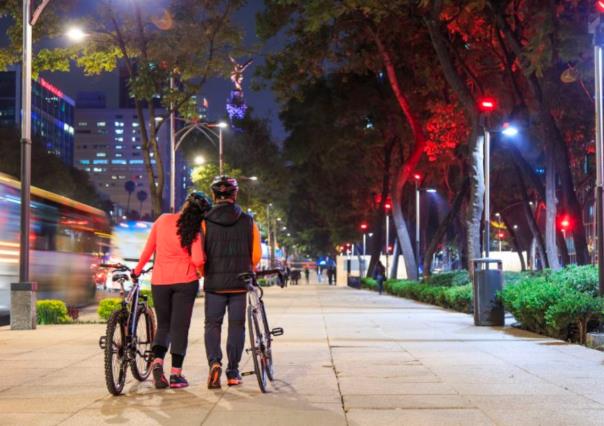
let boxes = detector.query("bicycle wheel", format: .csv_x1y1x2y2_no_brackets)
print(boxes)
259,301,274,381
104,310,128,396
247,305,268,393
131,305,156,381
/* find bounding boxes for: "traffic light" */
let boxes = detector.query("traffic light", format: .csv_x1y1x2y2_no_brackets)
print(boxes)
360,223,368,231
478,97,497,112
558,214,573,232
384,202,392,211
413,173,421,181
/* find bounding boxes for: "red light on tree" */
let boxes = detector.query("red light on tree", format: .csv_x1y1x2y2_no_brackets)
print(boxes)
597,1,604,13
478,97,497,112
497,232,505,239
413,173,421,181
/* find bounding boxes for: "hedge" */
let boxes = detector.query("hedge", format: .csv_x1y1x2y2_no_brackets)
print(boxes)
36,300,71,324
501,268,604,343
361,276,472,313
98,298,122,321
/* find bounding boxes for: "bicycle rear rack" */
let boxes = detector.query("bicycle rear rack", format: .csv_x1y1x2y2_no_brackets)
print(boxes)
271,327,284,337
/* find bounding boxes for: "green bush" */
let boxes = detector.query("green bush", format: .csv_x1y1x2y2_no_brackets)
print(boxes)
547,265,599,297
361,277,377,290
98,298,122,321
258,278,269,287
427,270,470,287
36,300,71,324
443,284,473,313
140,289,154,308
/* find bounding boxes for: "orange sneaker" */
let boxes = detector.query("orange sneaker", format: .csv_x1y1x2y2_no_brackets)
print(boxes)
227,371,242,386
207,363,222,389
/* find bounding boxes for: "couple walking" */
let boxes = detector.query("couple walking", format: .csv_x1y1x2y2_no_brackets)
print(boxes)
132,175,262,389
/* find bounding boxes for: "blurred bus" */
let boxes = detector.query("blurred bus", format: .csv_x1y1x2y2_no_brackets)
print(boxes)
0,172,111,324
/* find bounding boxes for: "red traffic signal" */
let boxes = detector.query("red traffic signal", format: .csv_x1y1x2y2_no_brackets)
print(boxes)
558,214,573,231
478,97,497,112
384,202,392,211
597,1,604,13
360,223,368,231
413,173,421,181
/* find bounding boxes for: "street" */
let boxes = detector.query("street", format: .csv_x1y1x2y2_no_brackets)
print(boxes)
1,284,604,426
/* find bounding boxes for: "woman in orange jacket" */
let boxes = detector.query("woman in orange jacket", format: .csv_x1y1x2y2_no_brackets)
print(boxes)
133,192,212,389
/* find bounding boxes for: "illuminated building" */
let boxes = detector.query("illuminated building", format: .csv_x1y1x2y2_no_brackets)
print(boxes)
74,107,188,219
0,69,75,165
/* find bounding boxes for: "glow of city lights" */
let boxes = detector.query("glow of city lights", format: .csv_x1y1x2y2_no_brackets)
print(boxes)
360,223,368,231
502,122,519,137
598,1,604,13
66,27,87,42
413,173,421,181
249,176,258,181
384,203,392,211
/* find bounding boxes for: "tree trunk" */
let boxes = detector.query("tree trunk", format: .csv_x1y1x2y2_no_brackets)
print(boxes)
501,214,526,271
515,165,549,269
423,177,470,277
373,36,426,281
389,238,400,279
488,2,589,264
424,9,483,275
545,147,560,270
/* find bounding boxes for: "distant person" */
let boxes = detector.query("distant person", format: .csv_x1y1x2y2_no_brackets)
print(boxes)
327,265,335,285
317,265,323,283
373,260,386,295
291,269,301,285
304,267,310,284
133,192,212,389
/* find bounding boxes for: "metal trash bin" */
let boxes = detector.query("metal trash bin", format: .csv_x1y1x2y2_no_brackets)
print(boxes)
472,259,504,326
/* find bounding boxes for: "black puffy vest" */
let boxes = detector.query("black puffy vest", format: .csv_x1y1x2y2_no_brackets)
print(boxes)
203,202,253,292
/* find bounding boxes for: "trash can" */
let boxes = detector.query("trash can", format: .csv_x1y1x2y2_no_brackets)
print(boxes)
347,276,361,289
472,259,504,326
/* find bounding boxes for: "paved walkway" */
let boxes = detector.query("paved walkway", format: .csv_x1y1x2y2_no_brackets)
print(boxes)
1,284,604,425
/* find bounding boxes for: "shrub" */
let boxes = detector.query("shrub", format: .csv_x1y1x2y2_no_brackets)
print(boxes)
545,292,604,343
98,298,122,321
443,284,473,313
258,278,269,287
361,278,377,290
548,265,599,297
427,270,470,287
140,289,154,308
36,300,71,324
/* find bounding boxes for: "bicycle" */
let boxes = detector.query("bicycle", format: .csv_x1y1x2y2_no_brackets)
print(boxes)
238,269,285,393
98,263,156,396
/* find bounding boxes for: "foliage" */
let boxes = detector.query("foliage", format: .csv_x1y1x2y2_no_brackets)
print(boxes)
426,270,470,287
501,266,604,343
98,298,122,322
140,289,154,309
361,277,377,290
36,300,71,325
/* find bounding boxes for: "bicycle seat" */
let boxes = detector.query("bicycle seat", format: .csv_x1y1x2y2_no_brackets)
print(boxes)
112,273,129,282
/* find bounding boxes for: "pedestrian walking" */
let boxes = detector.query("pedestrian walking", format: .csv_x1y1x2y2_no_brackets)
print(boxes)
133,192,212,389
304,267,310,284
203,176,262,389
374,260,386,295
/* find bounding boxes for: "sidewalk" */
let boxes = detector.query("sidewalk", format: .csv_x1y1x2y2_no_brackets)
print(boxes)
1,284,604,425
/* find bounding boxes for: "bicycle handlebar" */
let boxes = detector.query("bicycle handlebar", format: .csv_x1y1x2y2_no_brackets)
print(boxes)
99,263,153,275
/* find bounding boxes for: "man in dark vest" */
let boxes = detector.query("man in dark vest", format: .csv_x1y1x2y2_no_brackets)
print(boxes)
203,176,261,389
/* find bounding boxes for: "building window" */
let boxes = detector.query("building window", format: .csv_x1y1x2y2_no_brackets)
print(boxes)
111,159,127,165
92,167,104,172
115,145,123,149
96,152,107,157
97,121,106,127
77,121,88,127
115,153,123,158
129,159,144,164
114,121,124,127
115,129,124,135
80,159,90,164
93,159,108,164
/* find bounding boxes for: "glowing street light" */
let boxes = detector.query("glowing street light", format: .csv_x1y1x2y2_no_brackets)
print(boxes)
65,27,87,42
501,123,519,137
194,155,205,165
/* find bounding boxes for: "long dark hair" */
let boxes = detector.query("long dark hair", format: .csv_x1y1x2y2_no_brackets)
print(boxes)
177,192,212,253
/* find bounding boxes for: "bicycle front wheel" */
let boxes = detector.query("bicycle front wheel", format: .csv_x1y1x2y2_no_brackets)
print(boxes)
104,310,128,396
259,301,274,381
247,305,268,393
131,305,156,381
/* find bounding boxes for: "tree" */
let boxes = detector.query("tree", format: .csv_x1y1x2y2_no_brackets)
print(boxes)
0,0,245,217
136,190,148,216
124,180,135,214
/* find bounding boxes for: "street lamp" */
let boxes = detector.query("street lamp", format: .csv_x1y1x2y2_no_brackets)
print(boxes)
478,98,518,258
194,155,206,165
360,223,368,277
65,27,87,42
414,174,437,280
384,202,392,272
495,212,502,252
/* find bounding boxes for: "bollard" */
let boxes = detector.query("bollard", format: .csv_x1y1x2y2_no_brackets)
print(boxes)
10,282,37,330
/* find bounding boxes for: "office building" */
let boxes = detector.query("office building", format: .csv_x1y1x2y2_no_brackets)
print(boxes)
74,108,188,218
0,69,75,165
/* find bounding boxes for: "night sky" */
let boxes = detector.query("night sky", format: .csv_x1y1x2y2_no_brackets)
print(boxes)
40,0,286,141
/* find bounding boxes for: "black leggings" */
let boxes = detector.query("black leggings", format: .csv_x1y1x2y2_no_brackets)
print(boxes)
151,281,199,368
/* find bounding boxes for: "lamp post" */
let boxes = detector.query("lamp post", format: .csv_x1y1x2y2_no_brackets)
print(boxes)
593,4,604,296
169,76,176,212
360,223,368,277
170,120,227,211
14,0,78,329
495,212,502,252
414,173,437,280
384,202,391,272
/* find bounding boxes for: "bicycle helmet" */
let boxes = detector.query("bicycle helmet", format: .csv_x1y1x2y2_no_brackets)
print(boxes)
187,191,212,212
210,175,239,199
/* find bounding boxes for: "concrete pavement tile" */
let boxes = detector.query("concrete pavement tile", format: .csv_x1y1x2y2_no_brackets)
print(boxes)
59,405,212,425
202,409,347,426
0,413,70,426
483,408,604,426
339,379,456,396
451,382,571,396
467,394,604,409
0,396,96,414
344,394,474,410
346,408,495,426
